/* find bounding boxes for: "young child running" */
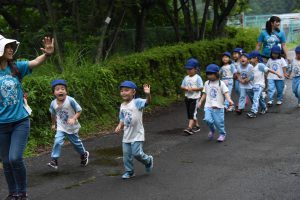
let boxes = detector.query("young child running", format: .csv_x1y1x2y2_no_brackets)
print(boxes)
235,53,254,115
290,46,300,107
115,81,154,179
247,51,282,118
198,64,234,142
266,45,288,106
47,79,89,169
180,58,203,135
220,52,236,111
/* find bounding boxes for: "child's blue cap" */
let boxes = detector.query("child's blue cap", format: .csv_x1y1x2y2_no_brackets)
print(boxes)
295,45,300,53
51,79,67,88
271,45,281,54
241,53,250,59
223,52,231,58
206,64,220,73
233,47,243,54
249,51,263,63
119,81,137,89
184,58,199,69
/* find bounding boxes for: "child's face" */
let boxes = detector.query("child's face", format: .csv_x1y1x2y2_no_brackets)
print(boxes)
240,56,249,66
271,53,279,59
53,85,67,101
187,68,197,76
120,87,136,102
296,52,300,60
206,73,218,81
250,57,258,65
232,52,240,61
222,56,230,64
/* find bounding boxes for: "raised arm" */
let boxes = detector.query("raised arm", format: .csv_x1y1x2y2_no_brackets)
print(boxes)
29,37,54,69
143,84,151,104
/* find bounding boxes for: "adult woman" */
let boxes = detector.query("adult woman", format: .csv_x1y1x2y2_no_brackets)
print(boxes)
0,35,54,200
256,16,288,61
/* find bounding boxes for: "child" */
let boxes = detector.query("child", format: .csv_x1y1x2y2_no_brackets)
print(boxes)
290,46,300,107
47,79,89,169
181,58,203,135
198,64,234,142
266,45,288,106
247,51,282,118
115,81,153,179
235,53,254,115
232,47,243,97
220,52,236,111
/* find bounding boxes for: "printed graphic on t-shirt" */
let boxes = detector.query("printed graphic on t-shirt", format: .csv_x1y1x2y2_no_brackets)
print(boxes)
271,62,280,71
293,66,300,76
0,76,19,106
209,86,218,100
241,72,248,79
57,107,69,125
265,35,279,49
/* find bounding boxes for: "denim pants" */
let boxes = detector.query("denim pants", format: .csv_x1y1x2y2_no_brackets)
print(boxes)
247,85,267,114
234,79,241,96
223,79,234,108
292,77,300,104
51,131,86,159
268,79,284,103
122,141,151,173
238,88,250,110
0,117,30,194
203,108,226,135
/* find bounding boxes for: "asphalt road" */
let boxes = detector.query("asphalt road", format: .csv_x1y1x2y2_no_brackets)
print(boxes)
1,79,300,200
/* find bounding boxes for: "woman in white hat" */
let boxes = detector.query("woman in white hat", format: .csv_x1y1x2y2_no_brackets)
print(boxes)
0,35,54,200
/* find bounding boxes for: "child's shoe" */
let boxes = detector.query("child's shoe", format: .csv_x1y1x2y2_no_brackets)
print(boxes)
235,109,243,115
260,107,268,114
276,101,282,105
122,171,135,179
247,112,257,118
184,128,194,135
192,126,201,132
267,101,273,107
80,151,89,166
226,106,235,112
47,159,58,170
4,194,18,200
208,131,214,140
18,193,29,200
145,155,154,173
217,135,226,142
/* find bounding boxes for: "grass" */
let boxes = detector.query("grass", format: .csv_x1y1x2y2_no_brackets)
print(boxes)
286,35,300,50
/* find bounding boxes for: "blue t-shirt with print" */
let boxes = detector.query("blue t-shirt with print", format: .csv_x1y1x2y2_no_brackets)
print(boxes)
0,61,31,123
258,30,286,58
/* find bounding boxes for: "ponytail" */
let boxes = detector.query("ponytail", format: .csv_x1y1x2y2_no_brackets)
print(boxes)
265,16,281,35
8,60,22,82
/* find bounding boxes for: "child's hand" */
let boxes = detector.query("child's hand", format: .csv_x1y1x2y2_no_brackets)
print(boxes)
115,124,122,135
67,118,76,125
51,124,56,131
277,73,283,79
284,73,290,79
143,84,151,94
229,100,234,106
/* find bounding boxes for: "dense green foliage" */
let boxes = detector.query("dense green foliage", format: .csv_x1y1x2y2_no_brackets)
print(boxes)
22,28,259,155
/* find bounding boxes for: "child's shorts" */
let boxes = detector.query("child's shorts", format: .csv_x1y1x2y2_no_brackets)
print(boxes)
184,97,198,120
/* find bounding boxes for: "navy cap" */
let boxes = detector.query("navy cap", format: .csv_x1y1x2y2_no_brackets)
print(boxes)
233,47,243,54
271,45,281,54
223,52,231,58
184,58,199,69
241,53,250,59
249,51,261,59
119,81,137,89
51,79,67,88
295,45,300,53
206,64,220,73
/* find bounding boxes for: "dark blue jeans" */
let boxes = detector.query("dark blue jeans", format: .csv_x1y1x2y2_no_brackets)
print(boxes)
0,117,30,195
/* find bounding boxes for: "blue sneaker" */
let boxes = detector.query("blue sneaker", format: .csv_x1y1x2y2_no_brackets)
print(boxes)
122,171,135,179
145,156,154,173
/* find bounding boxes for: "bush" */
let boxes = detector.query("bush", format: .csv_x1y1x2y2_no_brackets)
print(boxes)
23,28,259,154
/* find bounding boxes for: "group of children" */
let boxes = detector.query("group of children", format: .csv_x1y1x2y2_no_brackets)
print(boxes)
46,45,300,180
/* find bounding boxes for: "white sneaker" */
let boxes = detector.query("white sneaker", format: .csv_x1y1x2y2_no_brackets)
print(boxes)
262,92,267,99
217,135,226,142
277,101,282,105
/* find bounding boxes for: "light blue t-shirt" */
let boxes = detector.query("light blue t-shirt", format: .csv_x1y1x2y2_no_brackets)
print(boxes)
258,30,286,58
0,61,31,123
181,74,203,99
237,63,254,89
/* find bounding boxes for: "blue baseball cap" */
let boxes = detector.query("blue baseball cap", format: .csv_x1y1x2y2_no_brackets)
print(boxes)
271,45,281,54
233,47,243,54
295,45,300,53
51,79,67,88
119,81,137,89
241,53,250,59
184,58,199,69
249,51,263,63
206,64,220,73
223,52,231,58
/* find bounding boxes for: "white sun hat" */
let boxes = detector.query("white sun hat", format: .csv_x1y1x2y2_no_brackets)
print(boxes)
0,34,20,57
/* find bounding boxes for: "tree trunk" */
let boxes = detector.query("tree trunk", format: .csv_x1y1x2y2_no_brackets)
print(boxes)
95,0,114,63
179,0,194,42
72,0,81,41
199,0,210,40
45,0,64,72
135,5,148,52
191,0,199,40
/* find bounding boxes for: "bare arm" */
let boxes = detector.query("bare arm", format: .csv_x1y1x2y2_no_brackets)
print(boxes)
281,43,289,59
29,37,54,69
198,93,206,108
143,84,151,104
115,121,124,135
224,92,234,105
51,115,56,131
67,111,81,125
256,42,262,51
